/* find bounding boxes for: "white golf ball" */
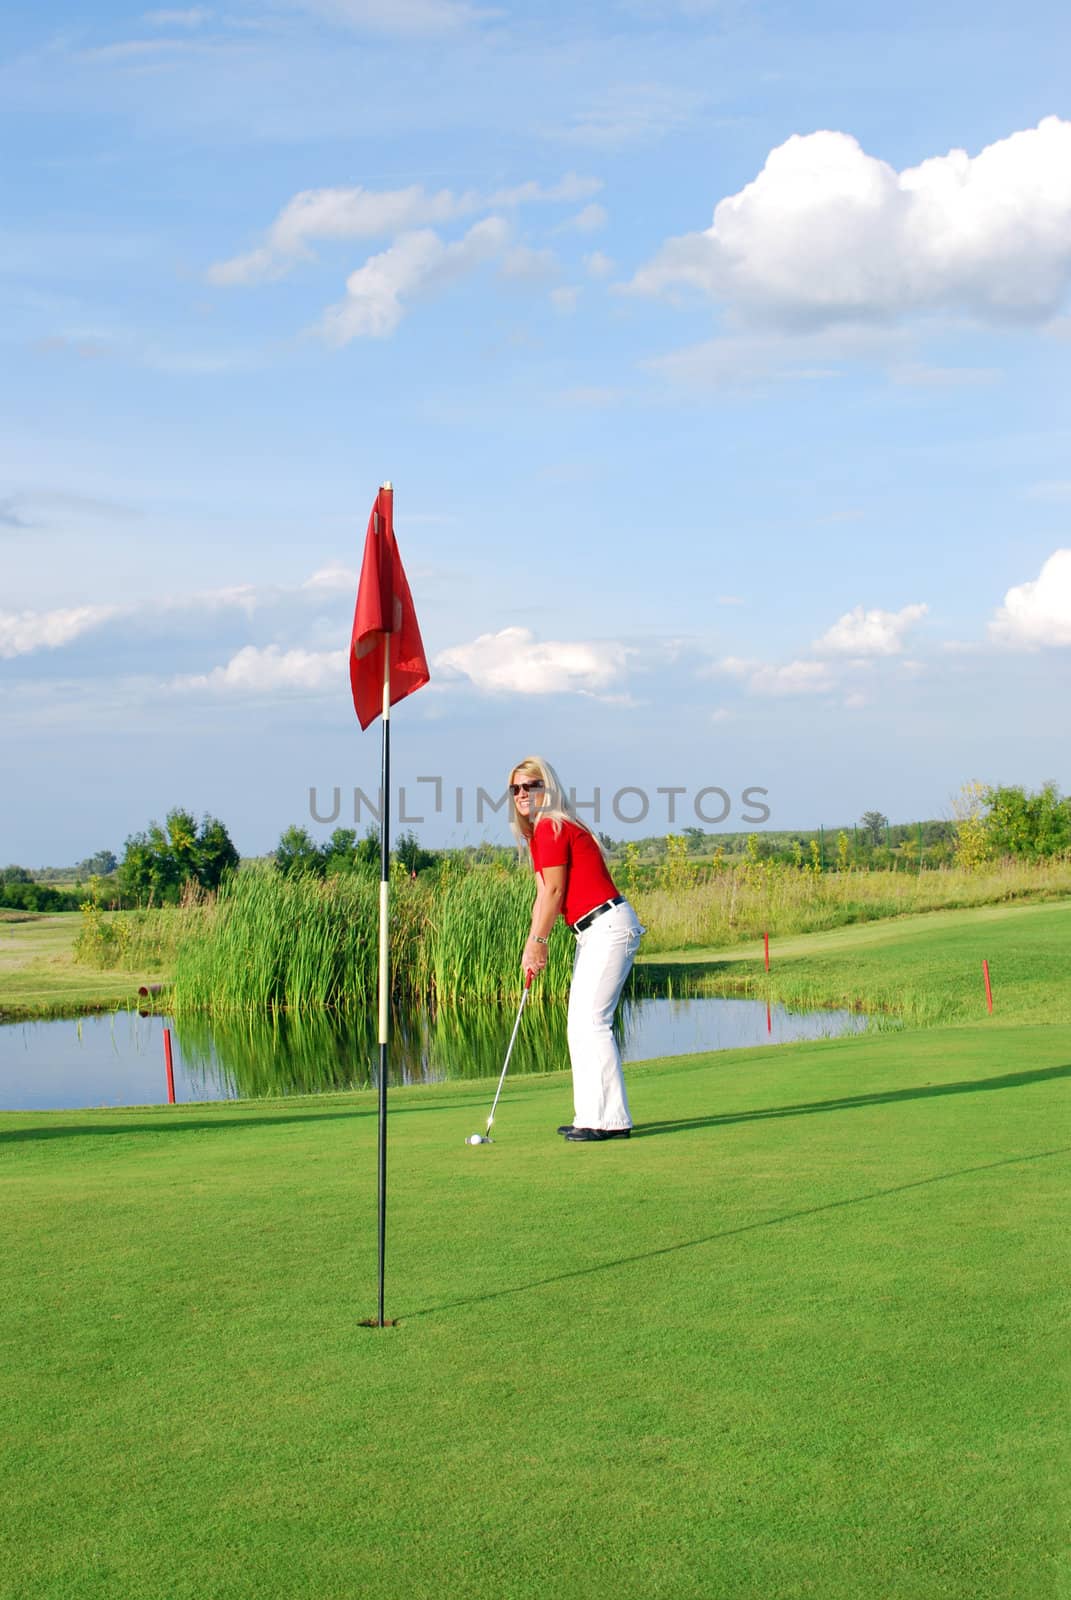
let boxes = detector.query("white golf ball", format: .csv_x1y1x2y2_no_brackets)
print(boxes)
467,1133,483,1146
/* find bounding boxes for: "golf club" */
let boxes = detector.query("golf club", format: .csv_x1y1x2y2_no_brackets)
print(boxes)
467,968,534,1145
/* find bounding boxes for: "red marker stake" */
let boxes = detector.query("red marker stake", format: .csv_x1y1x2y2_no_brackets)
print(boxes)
766,1000,772,1035
982,959,993,1015
764,931,770,972
163,1027,176,1104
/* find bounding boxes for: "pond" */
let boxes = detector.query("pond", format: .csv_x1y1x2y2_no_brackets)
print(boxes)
0,996,867,1111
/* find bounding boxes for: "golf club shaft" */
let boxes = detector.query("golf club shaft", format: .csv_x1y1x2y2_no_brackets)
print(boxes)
486,970,534,1130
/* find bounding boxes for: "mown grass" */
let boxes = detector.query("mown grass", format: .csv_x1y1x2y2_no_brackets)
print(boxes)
639,900,1071,1029
2,1017,1067,1600
0,914,148,1021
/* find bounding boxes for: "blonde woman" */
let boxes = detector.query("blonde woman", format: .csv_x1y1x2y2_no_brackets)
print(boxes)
509,756,644,1141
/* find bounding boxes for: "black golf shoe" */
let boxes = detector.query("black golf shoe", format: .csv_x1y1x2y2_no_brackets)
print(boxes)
556,1124,575,1135
564,1127,631,1141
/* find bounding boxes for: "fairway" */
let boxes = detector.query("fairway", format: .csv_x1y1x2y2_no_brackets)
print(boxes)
644,901,1071,1029
3,1021,1067,1599
0,914,146,1020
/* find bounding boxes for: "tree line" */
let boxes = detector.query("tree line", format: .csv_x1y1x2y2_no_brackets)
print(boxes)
2,782,1068,912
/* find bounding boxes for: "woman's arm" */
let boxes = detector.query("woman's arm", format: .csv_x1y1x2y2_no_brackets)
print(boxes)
523,863,565,974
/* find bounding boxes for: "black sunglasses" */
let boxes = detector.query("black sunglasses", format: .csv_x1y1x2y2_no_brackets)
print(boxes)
509,780,545,797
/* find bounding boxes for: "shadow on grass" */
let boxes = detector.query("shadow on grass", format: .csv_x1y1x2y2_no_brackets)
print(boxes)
632,1062,1071,1138
3,1063,1068,1146
631,960,737,993
0,1091,487,1144
406,1145,1071,1320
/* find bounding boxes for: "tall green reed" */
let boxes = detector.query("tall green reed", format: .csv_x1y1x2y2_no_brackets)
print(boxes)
127,853,1071,1015
171,857,574,1013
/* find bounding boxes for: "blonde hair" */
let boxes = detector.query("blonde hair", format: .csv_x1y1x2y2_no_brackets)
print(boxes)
507,755,605,863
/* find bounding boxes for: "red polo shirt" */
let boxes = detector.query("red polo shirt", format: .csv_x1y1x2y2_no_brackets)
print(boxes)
529,817,620,927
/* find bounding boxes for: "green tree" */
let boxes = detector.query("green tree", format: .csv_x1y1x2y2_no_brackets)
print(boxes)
860,811,888,846
322,828,359,876
395,829,438,875
983,782,1071,860
951,781,991,870
197,816,240,889
78,849,117,876
622,840,642,896
163,808,201,886
117,834,160,904
354,827,381,870
274,826,325,878
660,834,695,891
118,810,240,903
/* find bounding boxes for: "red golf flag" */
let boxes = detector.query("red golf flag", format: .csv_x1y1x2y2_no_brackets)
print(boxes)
349,485,430,730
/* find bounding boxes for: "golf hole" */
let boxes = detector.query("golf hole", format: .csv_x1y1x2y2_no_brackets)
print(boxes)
358,1317,401,1329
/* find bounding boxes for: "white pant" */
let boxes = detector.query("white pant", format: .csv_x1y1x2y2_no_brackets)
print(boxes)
567,900,644,1130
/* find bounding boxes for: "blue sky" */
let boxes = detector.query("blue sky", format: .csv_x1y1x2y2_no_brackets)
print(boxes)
3,0,1070,862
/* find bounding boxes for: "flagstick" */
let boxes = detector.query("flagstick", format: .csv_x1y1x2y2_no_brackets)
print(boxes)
377,530,392,1329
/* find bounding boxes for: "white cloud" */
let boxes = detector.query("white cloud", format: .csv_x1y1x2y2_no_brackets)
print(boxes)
0,566,363,665
713,656,836,695
302,565,358,593
489,175,601,207
551,286,581,313
172,645,347,695
0,605,118,659
209,174,598,287
209,187,468,287
630,117,1071,327
989,548,1071,648
748,660,836,695
584,250,615,279
499,245,558,283
814,602,928,656
568,204,609,233
148,582,266,619
318,217,509,342
435,626,629,696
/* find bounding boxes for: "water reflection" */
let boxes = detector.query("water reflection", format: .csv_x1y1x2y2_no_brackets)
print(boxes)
0,996,866,1111
174,1002,574,1099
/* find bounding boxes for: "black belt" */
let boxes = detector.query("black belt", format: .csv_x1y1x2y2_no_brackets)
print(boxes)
569,895,625,935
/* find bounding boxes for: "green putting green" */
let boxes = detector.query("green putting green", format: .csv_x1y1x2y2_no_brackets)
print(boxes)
3,1013,1068,1599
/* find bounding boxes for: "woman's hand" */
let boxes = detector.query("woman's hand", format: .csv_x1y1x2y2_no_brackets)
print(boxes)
522,937,548,976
